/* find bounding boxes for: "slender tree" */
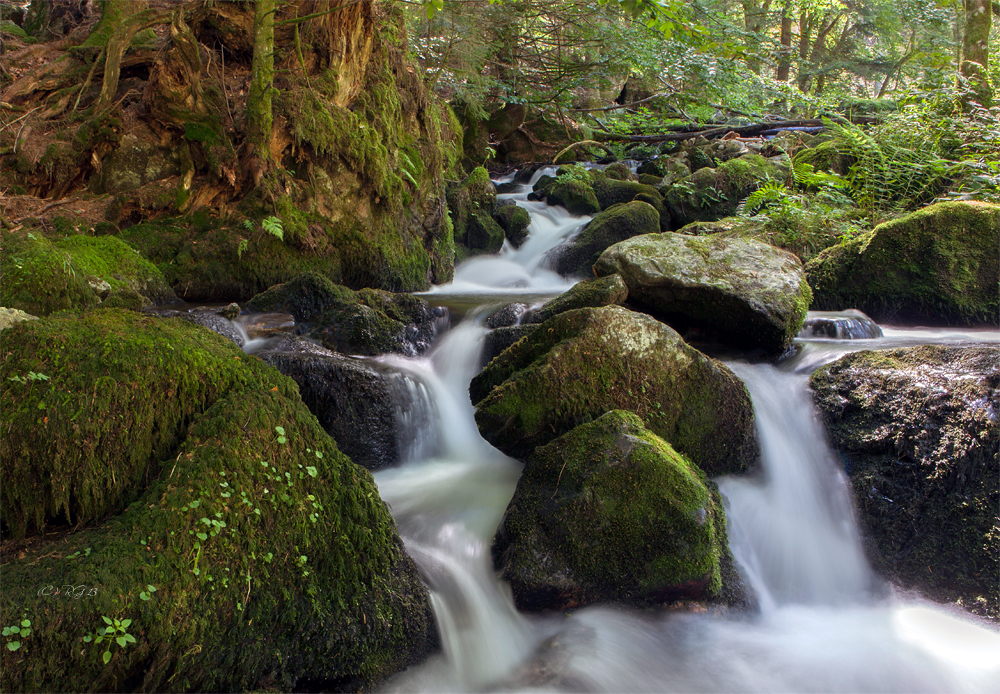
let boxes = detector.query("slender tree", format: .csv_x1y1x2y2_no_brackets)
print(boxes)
960,0,993,105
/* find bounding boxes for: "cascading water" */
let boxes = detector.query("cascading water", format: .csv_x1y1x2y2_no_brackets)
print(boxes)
372,176,1000,693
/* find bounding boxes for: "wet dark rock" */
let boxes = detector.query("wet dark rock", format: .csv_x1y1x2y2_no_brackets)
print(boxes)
799,310,882,339
494,203,532,248
246,272,442,356
810,345,1000,619
176,309,245,348
257,346,415,471
496,181,521,194
219,302,241,320
486,303,529,329
482,324,538,366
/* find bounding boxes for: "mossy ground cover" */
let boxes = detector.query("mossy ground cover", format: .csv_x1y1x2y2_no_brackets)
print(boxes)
0,311,435,691
493,411,731,610
805,201,1000,325
0,232,175,316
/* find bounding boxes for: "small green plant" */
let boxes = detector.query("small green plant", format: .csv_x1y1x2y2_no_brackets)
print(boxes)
2,618,31,651
139,584,157,601
7,371,50,385
236,216,284,259
83,616,135,664
275,426,287,444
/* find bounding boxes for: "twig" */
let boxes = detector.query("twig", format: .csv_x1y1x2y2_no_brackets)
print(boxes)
71,48,105,114
553,139,616,163
569,93,672,113
16,199,73,221
0,106,40,134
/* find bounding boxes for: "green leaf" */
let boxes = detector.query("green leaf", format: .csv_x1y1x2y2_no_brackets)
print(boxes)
306,466,318,478
124,633,136,644
140,592,150,601
116,636,127,648
83,634,93,643
102,616,112,625
7,641,20,651
20,620,30,628
196,532,208,541
147,585,157,592
103,650,111,664
120,619,131,628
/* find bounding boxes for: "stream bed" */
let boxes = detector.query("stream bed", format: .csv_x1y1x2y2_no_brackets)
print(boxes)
368,172,1000,692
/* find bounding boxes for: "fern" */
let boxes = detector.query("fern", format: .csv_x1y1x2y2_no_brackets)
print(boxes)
740,181,788,216
262,216,284,243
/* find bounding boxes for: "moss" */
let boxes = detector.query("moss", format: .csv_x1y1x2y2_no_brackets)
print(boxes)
0,380,436,691
470,306,757,476
54,235,175,304
529,274,628,323
665,153,783,228
552,201,660,277
0,234,99,316
493,411,732,610
545,178,601,216
0,310,297,539
493,204,531,247
590,173,661,211
98,288,146,311
805,201,1000,324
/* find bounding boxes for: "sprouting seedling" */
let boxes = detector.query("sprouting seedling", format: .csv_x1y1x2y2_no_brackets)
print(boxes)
84,616,135,664
275,426,287,444
2,618,31,651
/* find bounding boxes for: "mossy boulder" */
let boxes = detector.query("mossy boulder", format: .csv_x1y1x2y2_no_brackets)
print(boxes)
245,272,441,356
590,174,662,212
493,410,739,611
0,233,175,316
493,202,532,248
594,232,812,354
470,306,757,476
810,345,999,619
804,202,1000,325
0,315,437,690
664,153,783,227
551,201,661,278
447,167,505,254
524,274,628,324
545,178,601,216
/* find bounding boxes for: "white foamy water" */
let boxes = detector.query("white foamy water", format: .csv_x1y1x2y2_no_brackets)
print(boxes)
371,179,1000,692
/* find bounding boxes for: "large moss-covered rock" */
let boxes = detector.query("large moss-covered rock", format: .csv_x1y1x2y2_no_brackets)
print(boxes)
0,311,437,691
664,154,783,227
810,345,999,619
0,232,176,316
246,272,441,356
493,410,739,611
804,202,1000,325
594,232,812,354
591,175,662,212
524,274,628,324
552,201,661,277
470,306,757,476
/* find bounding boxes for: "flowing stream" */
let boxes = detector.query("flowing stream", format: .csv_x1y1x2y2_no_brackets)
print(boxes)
370,174,1000,693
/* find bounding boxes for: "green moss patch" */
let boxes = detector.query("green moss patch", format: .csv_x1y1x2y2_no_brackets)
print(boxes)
805,201,1000,325
470,306,757,476
493,410,735,610
0,310,295,539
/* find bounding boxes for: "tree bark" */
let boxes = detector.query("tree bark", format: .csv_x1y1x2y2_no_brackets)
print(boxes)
247,0,276,183
960,0,993,106
776,2,792,82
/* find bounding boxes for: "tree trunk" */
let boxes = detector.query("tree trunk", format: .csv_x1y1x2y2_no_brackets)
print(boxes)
94,0,148,112
960,0,993,106
247,0,276,184
776,3,792,82
741,0,772,74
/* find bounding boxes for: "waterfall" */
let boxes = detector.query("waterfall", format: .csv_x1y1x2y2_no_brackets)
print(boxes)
370,181,1000,692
